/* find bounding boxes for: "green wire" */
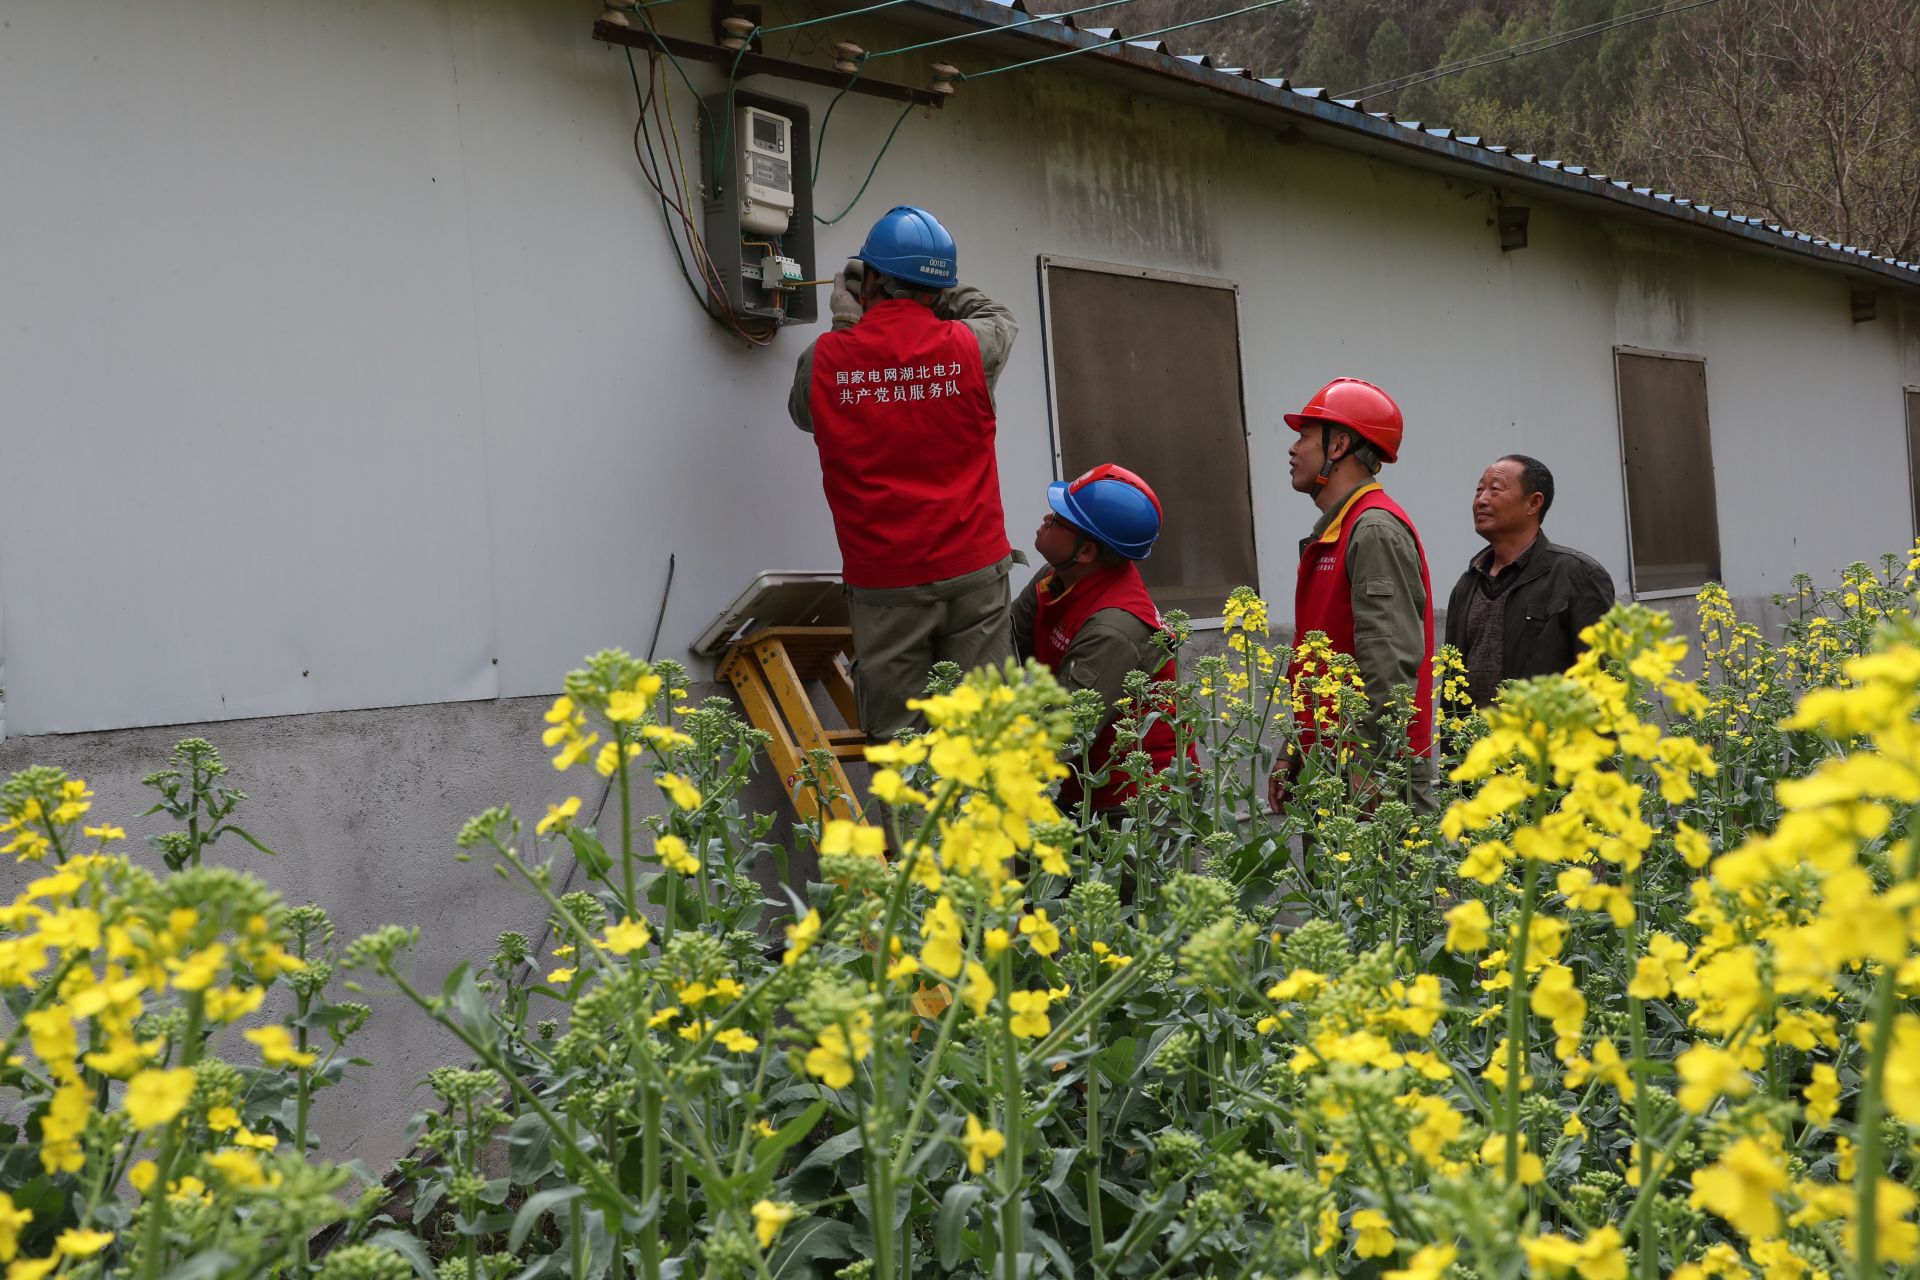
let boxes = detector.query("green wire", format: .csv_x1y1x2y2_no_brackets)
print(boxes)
636,19,711,118
862,0,1134,60
712,30,759,190
815,101,914,225
811,61,867,185
759,0,917,36
962,0,1295,79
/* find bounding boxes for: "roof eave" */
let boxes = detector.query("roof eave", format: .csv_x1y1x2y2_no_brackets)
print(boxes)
884,0,1920,291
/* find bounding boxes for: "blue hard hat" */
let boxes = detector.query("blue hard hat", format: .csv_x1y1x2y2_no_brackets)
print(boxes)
858,205,958,289
1047,463,1163,560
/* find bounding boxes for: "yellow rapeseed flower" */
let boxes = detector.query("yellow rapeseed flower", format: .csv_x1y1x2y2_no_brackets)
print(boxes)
715,1028,760,1055
656,774,702,811
1018,909,1060,956
655,835,700,876
1384,1244,1457,1280
123,1068,197,1130
1349,1208,1395,1258
1007,989,1052,1038
961,1114,1004,1173
53,1229,112,1259
1443,900,1491,953
819,820,886,859
1688,1137,1787,1239
751,1199,796,1249
601,917,652,956
537,796,581,836
243,1025,318,1068
783,909,821,966
0,1192,33,1261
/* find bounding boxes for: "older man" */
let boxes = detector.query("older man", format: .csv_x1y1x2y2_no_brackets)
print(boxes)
1444,454,1616,706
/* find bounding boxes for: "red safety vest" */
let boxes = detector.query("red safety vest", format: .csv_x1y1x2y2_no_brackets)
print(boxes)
808,300,1011,589
1291,484,1435,758
1032,562,1184,810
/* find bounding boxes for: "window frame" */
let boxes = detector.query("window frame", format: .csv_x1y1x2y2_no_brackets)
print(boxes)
1035,255,1255,626
1906,386,1920,541
1611,345,1722,600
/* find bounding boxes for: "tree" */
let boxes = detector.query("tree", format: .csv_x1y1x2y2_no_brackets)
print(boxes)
1610,0,1920,259
1294,7,1361,90
1361,18,1414,95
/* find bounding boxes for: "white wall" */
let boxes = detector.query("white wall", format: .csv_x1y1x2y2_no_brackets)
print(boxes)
4,0,1919,737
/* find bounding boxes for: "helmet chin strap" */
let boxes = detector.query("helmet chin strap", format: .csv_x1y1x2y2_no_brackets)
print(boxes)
1313,424,1338,489
1047,536,1092,574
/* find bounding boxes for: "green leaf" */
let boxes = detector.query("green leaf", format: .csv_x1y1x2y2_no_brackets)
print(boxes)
565,827,612,879
212,823,279,856
756,1100,826,1160
509,1185,587,1252
1103,1179,1182,1264
159,1253,241,1280
935,1182,983,1268
1029,1224,1076,1279
1040,1149,1087,1225
507,1111,556,1184
767,1216,858,1276
793,1126,865,1177
369,1228,439,1280
444,963,498,1054
752,1100,826,1177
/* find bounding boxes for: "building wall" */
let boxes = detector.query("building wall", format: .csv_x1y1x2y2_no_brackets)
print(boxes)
4,0,1919,1165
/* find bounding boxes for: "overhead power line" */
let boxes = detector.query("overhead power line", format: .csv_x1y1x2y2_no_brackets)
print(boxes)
962,0,1296,80
1343,0,1722,104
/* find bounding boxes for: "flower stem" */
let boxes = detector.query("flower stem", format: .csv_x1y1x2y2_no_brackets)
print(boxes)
139,1001,204,1280
1852,821,1920,1279
997,948,1023,1280
1504,855,1541,1185
640,1086,663,1280
1085,1019,1106,1259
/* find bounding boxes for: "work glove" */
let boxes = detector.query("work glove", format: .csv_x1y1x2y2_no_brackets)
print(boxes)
829,259,864,329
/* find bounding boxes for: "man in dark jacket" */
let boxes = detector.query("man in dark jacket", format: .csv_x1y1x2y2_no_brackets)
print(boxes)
1444,455,1616,706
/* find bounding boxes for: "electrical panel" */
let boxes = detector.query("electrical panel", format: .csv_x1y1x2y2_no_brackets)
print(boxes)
700,89,816,327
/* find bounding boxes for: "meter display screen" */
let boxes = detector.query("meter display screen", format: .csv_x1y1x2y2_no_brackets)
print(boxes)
752,115,784,153
749,153,790,192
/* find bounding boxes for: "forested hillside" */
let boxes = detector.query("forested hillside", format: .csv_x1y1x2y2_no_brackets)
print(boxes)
1106,0,1920,259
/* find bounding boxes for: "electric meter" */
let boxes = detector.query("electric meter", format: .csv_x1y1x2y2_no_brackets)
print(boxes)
699,88,816,326
738,106,796,237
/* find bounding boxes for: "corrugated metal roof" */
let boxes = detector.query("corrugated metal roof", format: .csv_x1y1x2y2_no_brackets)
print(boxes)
896,0,1920,287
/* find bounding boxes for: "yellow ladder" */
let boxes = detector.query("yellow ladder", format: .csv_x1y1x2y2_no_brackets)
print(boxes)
716,626,868,822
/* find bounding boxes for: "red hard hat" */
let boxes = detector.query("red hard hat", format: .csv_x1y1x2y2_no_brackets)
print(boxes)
1284,378,1405,464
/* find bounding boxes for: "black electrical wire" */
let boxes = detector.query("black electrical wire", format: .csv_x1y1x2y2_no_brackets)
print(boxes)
625,47,777,346
627,47,717,314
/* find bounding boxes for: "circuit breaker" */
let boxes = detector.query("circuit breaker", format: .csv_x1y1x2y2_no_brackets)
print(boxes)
700,89,817,326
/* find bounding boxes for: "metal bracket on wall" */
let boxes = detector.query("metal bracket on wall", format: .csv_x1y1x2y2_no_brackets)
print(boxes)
593,22,948,109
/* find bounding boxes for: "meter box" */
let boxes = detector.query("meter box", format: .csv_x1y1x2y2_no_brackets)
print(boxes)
700,88,817,326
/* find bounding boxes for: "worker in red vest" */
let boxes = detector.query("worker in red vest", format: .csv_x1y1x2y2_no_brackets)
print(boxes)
1012,464,1185,813
1271,378,1436,813
787,206,1019,740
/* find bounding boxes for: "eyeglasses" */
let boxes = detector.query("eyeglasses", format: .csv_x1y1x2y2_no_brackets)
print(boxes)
1041,512,1085,535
